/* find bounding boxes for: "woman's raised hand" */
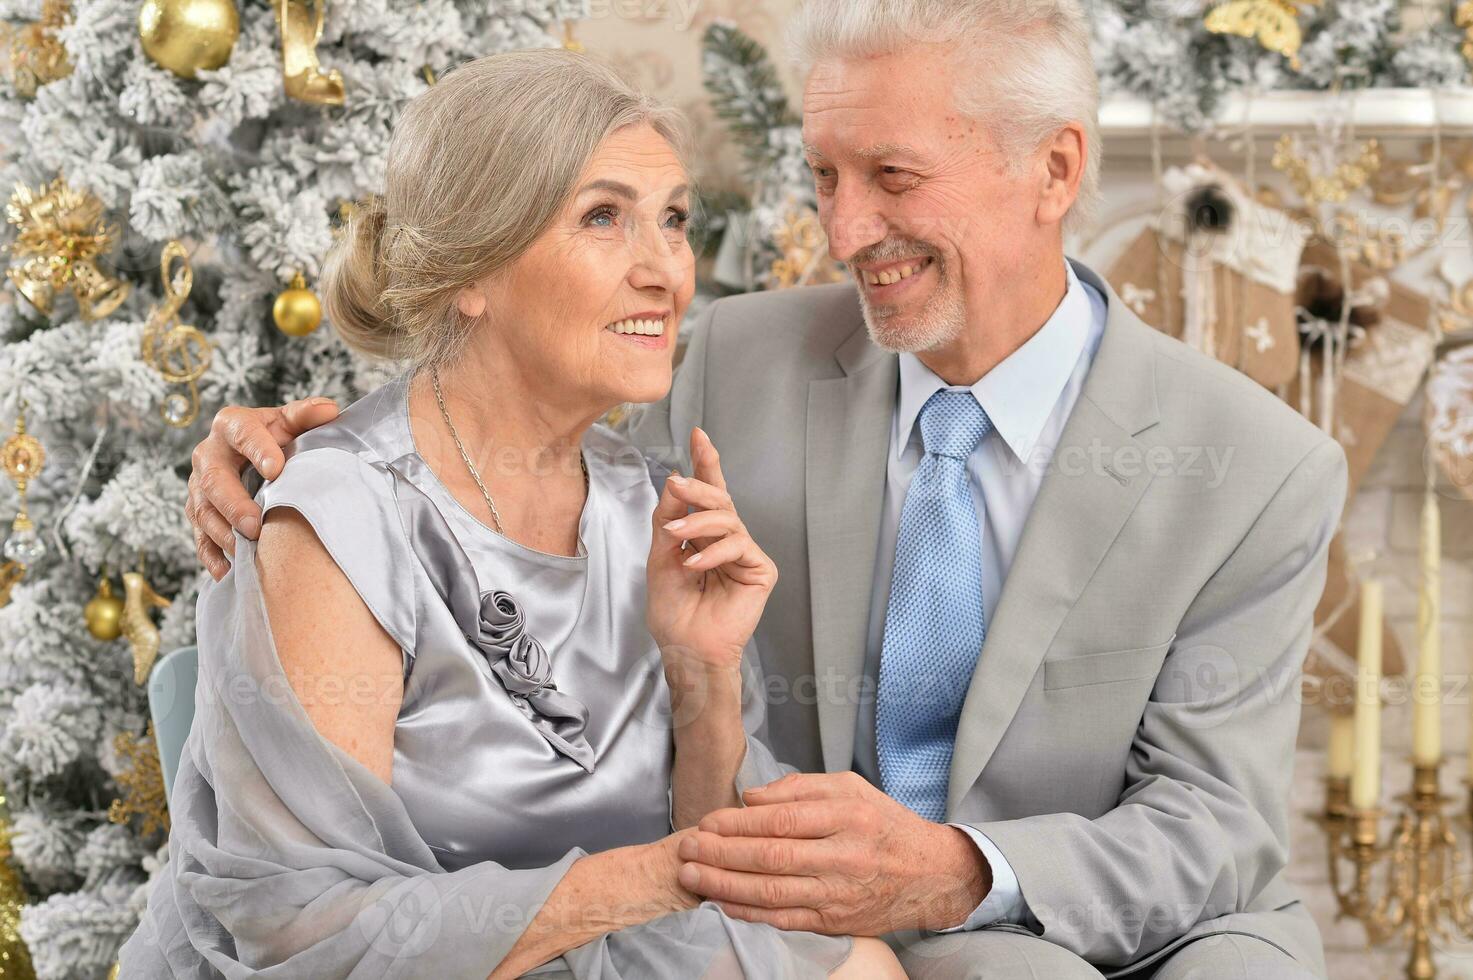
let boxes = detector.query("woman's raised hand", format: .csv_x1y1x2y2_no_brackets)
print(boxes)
646,427,778,670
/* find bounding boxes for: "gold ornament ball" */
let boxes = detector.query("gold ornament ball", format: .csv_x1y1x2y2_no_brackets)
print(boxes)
85,579,125,642
273,273,323,337
138,0,240,80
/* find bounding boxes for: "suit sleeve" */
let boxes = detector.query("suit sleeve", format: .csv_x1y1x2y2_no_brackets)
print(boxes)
959,437,1347,967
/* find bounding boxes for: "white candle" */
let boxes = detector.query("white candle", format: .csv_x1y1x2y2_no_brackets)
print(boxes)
1350,580,1384,811
1414,491,1442,767
1328,711,1355,780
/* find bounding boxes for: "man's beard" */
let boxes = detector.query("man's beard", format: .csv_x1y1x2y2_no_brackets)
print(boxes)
848,243,966,354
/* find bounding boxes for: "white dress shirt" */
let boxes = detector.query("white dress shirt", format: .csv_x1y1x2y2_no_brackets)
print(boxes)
852,256,1108,931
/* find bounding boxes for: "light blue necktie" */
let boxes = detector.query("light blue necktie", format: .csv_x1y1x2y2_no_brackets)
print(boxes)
876,389,992,821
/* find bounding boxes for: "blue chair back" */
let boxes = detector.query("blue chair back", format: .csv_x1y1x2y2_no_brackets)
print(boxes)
147,646,199,801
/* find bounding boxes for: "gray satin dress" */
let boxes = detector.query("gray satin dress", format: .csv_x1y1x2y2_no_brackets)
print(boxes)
116,375,853,979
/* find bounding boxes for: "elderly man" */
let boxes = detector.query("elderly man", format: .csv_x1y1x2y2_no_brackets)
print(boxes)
186,0,1341,976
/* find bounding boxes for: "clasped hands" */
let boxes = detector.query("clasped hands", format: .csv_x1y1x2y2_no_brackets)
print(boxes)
676,769,992,936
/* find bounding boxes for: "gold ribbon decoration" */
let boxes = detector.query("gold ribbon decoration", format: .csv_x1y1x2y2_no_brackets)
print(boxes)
6,0,72,98
4,177,129,321
141,242,213,428
276,0,344,105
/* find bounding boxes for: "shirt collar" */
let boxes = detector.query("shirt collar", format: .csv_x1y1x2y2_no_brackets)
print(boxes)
896,258,1094,463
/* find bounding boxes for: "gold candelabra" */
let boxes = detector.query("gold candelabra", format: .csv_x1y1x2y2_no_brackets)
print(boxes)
1320,761,1473,979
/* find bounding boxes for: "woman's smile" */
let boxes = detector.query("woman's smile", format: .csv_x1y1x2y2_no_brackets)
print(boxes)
604,310,672,350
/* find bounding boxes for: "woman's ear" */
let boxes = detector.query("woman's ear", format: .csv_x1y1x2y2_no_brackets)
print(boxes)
455,282,488,319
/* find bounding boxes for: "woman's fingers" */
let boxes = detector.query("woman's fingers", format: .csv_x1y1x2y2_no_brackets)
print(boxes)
662,508,743,546
690,427,728,493
652,469,688,530
680,534,773,583
664,473,731,512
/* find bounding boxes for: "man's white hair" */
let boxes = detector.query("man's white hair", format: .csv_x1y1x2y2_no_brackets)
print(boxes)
785,0,1102,237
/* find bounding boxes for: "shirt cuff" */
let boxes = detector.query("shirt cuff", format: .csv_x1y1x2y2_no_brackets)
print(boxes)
933,823,1028,931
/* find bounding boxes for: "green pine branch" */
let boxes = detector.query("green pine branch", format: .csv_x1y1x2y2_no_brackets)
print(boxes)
701,21,798,173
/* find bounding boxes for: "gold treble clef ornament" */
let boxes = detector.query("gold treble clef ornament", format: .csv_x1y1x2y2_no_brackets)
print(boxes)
141,241,213,428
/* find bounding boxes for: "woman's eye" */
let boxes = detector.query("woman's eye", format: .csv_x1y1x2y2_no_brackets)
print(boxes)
585,205,617,227
665,207,690,231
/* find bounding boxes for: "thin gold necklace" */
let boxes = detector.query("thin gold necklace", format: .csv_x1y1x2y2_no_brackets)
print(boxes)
429,366,587,536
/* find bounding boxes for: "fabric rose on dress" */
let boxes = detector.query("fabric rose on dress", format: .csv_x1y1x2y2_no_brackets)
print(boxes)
471,590,596,772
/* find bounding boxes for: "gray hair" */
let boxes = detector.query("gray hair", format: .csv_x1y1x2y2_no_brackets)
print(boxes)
785,0,1101,237
323,49,691,366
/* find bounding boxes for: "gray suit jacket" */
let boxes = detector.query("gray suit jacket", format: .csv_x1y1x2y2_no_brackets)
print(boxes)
624,258,1344,977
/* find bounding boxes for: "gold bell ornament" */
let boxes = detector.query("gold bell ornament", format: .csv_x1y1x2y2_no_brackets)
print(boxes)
273,271,322,337
5,177,130,321
137,0,239,79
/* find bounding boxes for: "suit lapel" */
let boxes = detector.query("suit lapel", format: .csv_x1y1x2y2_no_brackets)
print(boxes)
946,263,1163,815
805,324,897,773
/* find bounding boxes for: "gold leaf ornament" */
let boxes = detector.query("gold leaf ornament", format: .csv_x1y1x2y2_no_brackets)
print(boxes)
1272,134,1382,208
4,177,130,321
108,722,169,837
1204,0,1321,69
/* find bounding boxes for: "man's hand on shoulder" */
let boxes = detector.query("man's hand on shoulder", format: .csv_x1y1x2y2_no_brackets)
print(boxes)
187,398,340,579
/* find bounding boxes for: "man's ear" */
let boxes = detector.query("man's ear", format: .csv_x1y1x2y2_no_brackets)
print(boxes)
1036,123,1085,227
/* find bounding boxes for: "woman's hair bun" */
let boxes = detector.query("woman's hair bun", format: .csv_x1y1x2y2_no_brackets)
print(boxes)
320,193,399,358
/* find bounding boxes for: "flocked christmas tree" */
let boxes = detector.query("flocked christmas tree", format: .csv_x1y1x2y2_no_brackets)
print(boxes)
0,0,583,975
0,0,1468,975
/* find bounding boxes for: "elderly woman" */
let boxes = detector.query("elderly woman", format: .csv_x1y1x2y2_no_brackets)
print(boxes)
117,50,902,979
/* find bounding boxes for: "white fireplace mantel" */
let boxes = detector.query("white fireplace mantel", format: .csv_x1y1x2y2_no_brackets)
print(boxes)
1100,89,1473,142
